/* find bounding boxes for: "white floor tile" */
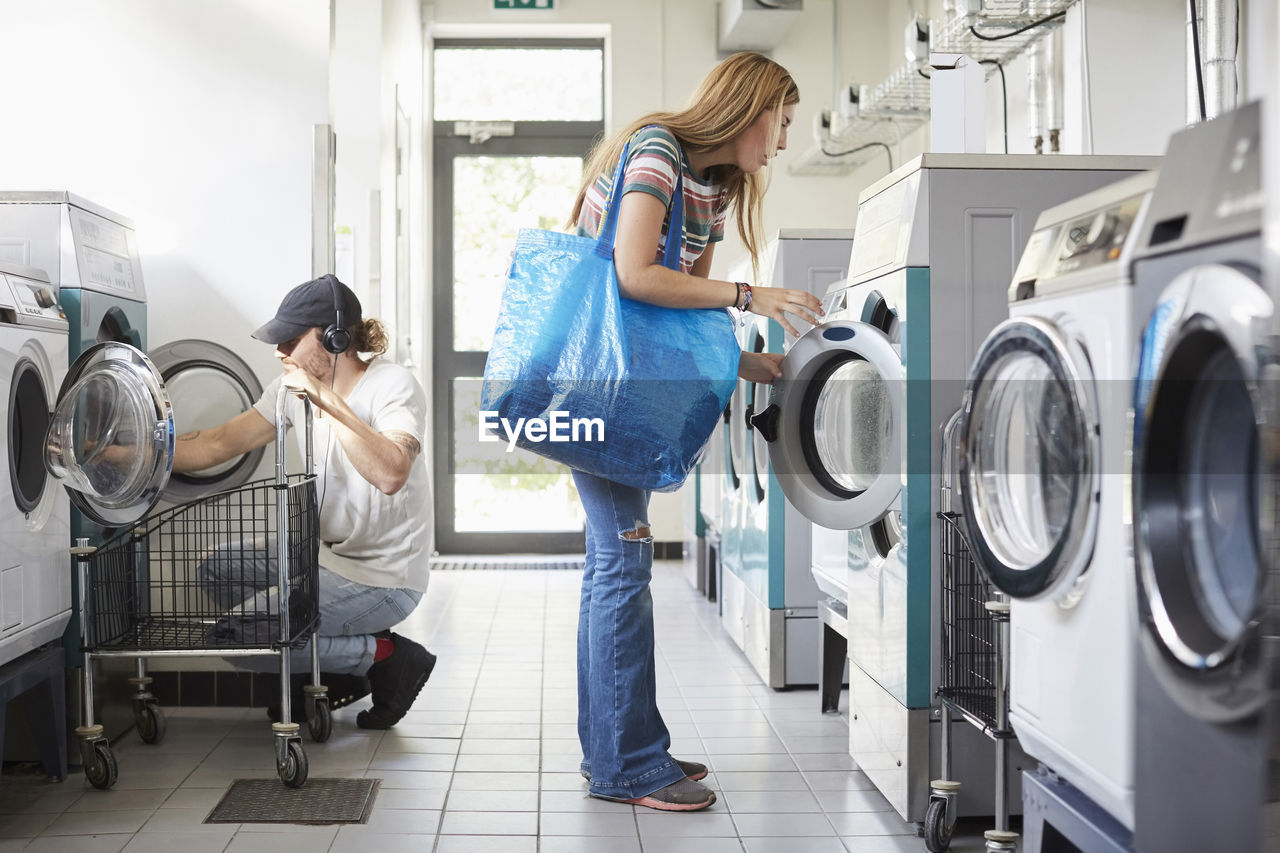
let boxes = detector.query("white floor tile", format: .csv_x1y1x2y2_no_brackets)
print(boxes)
438,809,538,835
721,790,824,813
434,835,536,853
327,830,437,853
122,830,237,853
743,838,848,853
731,813,837,837
539,836,641,853
538,810,639,836
43,808,153,835
25,835,132,853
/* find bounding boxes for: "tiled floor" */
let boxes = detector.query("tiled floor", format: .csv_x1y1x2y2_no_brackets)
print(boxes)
0,560,999,852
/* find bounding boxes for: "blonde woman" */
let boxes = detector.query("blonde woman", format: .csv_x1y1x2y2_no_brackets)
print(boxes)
567,52,823,811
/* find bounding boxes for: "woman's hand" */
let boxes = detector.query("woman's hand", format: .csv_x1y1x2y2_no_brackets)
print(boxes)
739,351,784,383
749,286,824,337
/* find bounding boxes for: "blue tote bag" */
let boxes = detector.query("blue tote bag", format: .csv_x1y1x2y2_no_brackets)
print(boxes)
480,139,739,492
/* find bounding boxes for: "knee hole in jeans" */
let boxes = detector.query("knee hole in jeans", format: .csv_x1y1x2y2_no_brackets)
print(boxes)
619,524,652,543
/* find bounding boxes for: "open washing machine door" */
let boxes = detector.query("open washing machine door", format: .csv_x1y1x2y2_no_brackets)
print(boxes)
752,318,904,531
1132,262,1273,723
958,316,1101,603
150,339,265,503
44,341,174,528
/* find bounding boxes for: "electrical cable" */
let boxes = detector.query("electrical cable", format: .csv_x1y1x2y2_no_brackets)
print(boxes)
821,140,893,173
1188,0,1207,121
969,10,1066,41
316,351,338,518
979,59,1009,153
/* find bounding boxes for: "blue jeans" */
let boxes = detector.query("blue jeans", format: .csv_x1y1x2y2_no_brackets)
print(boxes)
572,469,686,799
197,540,422,675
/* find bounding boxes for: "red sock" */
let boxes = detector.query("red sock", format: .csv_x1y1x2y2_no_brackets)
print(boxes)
374,636,394,662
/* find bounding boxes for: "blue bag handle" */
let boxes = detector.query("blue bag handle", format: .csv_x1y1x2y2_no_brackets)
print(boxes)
594,131,686,271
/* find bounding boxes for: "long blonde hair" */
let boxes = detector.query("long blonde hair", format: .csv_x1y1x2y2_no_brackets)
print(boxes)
568,51,799,283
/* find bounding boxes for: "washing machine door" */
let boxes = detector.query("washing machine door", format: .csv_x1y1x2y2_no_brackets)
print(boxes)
150,339,265,503
958,317,1100,602
1132,262,1271,722
44,341,174,528
752,319,903,530
743,323,769,503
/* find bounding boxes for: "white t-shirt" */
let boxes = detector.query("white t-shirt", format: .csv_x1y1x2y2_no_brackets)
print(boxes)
253,358,431,593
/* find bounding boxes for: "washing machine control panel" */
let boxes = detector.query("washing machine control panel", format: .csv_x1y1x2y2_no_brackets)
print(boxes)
1010,180,1153,304
1,271,68,330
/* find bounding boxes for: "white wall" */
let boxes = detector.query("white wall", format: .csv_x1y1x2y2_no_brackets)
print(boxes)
0,0,330,390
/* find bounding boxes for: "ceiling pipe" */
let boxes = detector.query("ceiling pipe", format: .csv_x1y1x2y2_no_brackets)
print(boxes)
1027,40,1045,153
1187,0,1204,123
1045,26,1065,151
1203,0,1239,118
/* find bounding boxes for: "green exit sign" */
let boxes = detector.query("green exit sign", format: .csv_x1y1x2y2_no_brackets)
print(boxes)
494,0,553,8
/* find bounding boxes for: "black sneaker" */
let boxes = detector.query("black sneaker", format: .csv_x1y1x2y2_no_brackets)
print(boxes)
355,632,436,729
267,672,372,723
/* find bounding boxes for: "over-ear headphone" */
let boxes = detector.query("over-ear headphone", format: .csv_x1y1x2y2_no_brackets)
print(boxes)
321,274,351,355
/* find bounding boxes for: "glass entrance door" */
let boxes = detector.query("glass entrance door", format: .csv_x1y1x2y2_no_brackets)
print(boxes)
431,40,603,554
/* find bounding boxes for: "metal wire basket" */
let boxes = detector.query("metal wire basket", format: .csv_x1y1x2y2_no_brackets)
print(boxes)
81,474,320,654
936,509,1002,734
70,387,328,792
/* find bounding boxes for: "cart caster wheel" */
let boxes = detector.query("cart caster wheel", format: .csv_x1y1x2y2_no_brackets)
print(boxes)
134,701,167,745
279,740,308,788
307,697,332,743
924,797,953,852
84,742,118,790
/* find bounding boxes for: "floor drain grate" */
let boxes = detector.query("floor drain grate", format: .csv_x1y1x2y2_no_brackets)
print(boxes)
205,778,380,824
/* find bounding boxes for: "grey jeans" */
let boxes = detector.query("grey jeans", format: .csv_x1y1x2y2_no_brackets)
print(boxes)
197,540,422,675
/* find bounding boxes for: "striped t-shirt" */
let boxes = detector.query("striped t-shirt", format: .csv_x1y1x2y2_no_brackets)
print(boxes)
576,125,729,274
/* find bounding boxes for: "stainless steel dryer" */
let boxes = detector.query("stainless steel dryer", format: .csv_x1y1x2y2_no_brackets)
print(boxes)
1128,100,1278,852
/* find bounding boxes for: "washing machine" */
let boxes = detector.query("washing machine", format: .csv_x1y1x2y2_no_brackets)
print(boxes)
957,170,1158,835
754,153,1156,821
730,231,854,686
0,195,266,754
0,192,147,549
0,262,71,668
719,229,853,688
1128,101,1278,851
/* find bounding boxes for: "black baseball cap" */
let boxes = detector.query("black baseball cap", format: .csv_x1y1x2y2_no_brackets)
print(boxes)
252,274,363,345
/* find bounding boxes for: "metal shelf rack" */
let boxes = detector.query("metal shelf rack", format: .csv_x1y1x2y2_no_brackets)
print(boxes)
788,0,1076,177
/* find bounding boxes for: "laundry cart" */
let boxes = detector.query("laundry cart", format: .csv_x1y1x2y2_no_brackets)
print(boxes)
56,381,329,790
925,411,1017,853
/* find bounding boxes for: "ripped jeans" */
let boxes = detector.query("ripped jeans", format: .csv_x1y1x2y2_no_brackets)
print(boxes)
571,469,685,800
197,541,422,676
